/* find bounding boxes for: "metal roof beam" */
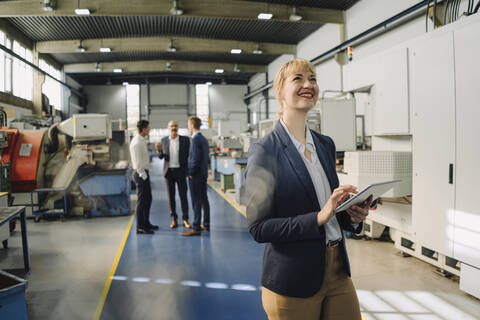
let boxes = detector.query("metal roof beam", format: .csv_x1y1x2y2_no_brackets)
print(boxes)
0,0,344,24
36,36,296,55
64,60,266,73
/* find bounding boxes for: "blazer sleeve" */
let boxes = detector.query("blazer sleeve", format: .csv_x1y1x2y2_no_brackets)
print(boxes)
158,138,168,160
246,143,323,244
324,135,363,234
188,137,201,176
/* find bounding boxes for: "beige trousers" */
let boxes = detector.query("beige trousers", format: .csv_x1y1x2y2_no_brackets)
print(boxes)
262,246,362,320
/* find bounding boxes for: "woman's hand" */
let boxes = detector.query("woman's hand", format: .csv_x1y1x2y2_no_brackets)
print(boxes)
317,185,357,226
346,195,373,223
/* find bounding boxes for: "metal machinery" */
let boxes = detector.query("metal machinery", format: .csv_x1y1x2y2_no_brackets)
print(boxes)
339,151,413,239
0,113,131,220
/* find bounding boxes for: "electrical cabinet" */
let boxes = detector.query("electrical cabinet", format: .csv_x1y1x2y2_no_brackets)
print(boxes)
411,17,480,298
410,31,456,258
452,20,480,268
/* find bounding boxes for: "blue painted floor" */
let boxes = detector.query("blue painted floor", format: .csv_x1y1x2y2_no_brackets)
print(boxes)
101,159,266,320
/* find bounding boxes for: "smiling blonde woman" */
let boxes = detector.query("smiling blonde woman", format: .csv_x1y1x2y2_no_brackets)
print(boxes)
245,58,372,320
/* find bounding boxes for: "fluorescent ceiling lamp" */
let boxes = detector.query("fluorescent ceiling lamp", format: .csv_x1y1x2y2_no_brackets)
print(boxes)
122,82,129,86
74,8,91,15
230,49,242,54
99,47,111,52
257,13,273,20
113,68,123,73
205,82,212,85
215,69,224,74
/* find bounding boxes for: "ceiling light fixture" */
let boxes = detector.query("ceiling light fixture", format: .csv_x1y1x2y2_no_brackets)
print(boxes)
95,62,101,72
252,44,263,55
43,0,55,11
77,40,86,52
230,48,242,54
215,69,224,74
113,68,123,73
233,64,240,72
122,82,129,86
99,47,111,52
74,8,91,15
257,13,273,20
205,82,212,85
166,62,172,71
169,0,184,15
167,40,177,52
289,6,302,22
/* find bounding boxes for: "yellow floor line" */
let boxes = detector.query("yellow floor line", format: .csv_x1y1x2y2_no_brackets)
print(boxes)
92,215,134,320
208,181,369,320
207,181,246,218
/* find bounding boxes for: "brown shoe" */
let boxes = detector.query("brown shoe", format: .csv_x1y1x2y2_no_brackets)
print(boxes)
170,220,178,229
183,220,191,228
200,225,210,232
181,229,201,236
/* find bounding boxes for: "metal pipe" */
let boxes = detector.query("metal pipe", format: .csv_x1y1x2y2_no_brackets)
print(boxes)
243,0,431,102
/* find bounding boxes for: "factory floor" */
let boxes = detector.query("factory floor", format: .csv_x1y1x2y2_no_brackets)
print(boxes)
0,158,478,320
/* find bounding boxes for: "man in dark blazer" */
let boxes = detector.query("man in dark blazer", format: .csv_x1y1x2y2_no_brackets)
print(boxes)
156,120,191,229
182,116,210,236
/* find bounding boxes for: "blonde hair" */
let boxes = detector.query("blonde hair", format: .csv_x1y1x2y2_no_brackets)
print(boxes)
273,58,316,119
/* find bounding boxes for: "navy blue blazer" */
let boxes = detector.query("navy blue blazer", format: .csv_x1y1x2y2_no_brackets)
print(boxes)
158,135,190,177
245,121,361,298
188,132,209,179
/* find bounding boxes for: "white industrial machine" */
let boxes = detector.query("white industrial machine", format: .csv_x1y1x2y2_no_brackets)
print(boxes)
316,97,356,152
1,114,131,220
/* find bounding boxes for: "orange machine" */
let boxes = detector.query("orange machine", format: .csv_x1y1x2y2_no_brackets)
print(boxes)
0,128,45,192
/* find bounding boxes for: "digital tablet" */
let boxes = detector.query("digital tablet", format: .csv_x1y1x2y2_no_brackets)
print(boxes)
334,179,401,214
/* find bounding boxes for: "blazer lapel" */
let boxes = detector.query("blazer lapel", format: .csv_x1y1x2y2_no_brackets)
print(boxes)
311,132,336,192
164,138,170,156
274,123,319,209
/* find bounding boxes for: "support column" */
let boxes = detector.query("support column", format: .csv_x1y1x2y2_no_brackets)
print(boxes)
32,49,45,115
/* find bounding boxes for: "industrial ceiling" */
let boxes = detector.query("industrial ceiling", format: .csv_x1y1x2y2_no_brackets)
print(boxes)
1,0,359,85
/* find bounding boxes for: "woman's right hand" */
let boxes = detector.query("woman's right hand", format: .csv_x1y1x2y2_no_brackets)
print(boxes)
317,185,358,226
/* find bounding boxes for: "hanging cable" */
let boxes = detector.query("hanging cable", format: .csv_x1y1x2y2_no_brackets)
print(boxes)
474,0,480,13
426,0,431,31
433,0,438,28
444,0,450,24
456,0,461,20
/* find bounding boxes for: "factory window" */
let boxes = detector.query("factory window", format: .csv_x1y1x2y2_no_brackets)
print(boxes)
0,31,5,92
12,41,33,101
195,84,209,128
4,36,12,93
40,59,62,111
126,84,140,132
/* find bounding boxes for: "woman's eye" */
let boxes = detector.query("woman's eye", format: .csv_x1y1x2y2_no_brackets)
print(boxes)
293,76,301,81
310,78,317,83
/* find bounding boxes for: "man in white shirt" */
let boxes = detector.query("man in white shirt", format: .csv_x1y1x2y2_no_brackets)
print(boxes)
156,120,191,229
130,120,158,234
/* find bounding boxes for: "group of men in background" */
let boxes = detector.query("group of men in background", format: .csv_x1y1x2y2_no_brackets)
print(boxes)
129,116,210,237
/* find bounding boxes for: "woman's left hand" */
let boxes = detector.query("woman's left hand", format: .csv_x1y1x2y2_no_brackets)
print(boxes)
346,196,373,223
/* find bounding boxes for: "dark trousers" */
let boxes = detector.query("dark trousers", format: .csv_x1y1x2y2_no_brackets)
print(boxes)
165,168,189,221
189,177,210,231
133,171,152,230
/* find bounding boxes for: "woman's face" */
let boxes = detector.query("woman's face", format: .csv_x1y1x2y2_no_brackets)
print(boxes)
281,69,319,114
